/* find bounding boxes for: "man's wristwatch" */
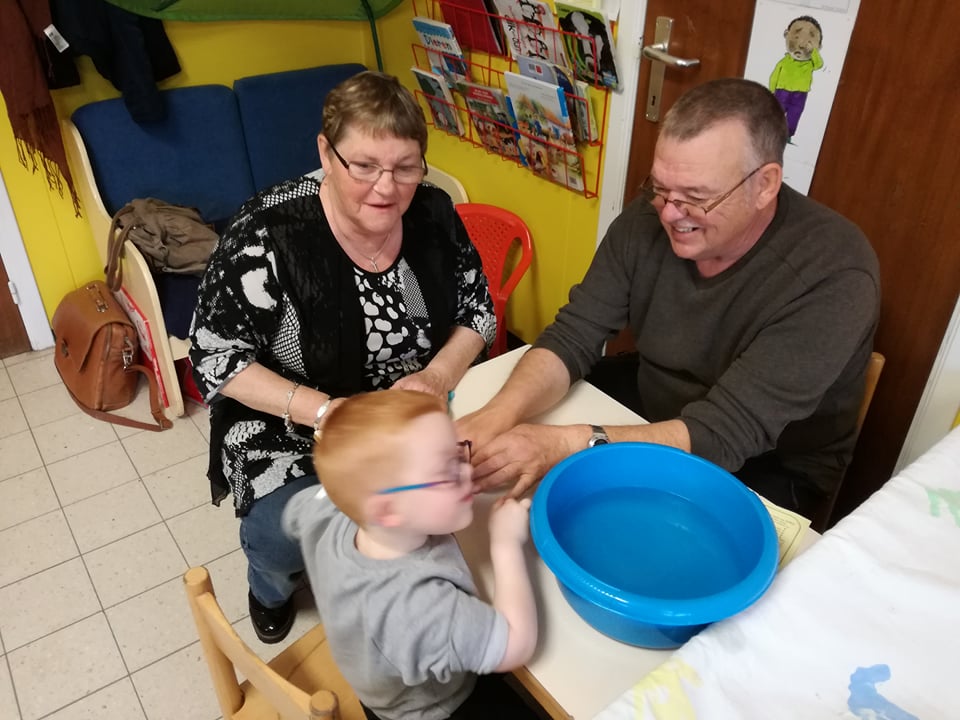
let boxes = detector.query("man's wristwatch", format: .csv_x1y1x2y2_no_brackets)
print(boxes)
587,424,610,447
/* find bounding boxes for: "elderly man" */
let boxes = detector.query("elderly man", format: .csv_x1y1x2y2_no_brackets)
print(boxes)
458,78,880,520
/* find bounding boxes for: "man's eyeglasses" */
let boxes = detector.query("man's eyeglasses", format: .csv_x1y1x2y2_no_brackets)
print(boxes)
640,166,763,218
329,143,427,185
377,441,472,495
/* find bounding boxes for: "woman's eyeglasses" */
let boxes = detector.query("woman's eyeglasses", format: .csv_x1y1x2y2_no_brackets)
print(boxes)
377,441,472,495
329,143,427,185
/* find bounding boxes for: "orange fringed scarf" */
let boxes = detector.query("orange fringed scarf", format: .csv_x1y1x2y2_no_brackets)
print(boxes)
0,0,81,216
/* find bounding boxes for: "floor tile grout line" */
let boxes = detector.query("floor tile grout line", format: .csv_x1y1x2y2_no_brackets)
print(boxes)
2,647,25,720
1,350,235,720
0,509,82,591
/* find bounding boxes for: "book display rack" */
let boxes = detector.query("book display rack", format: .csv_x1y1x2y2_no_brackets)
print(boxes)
410,0,614,198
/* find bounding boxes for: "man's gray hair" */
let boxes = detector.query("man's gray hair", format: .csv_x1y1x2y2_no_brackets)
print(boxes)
660,78,788,167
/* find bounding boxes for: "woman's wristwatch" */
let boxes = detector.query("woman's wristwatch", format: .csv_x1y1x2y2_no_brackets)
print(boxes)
587,424,610,447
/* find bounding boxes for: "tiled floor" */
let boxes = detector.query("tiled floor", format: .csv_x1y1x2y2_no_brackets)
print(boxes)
0,349,320,720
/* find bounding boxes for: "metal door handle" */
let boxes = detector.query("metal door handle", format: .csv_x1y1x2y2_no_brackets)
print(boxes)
642,44,700,68
642,17,701,122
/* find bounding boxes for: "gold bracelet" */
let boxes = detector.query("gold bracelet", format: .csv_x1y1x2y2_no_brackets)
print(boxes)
282,382,301,433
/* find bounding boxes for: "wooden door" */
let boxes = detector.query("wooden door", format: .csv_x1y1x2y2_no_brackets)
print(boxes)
607,0,757,355
0,254,31,358
623,0,757,205
810,1,960,523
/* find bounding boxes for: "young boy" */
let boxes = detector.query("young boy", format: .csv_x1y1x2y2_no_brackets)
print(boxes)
282,389,540,720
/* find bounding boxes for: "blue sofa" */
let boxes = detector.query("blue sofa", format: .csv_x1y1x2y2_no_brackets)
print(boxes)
62,63,366,418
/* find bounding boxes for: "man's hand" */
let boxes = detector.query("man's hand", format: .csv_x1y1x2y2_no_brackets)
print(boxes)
455,405,518,457
472,423,579,499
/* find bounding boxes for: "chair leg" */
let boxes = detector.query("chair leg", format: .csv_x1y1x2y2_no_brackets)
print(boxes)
309,690,341,719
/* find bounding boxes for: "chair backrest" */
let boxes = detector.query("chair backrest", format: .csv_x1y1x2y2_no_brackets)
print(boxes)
857,351,886,432
71,85,257,227
234,64,366,191
425,163,469,204
812,350,886,532
183,567,364,720
455,203,533,356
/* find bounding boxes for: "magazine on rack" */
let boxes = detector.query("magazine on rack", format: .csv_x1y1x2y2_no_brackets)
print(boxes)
491,0,567,68
575,79,599,142
411,16,470,87
460,81,522,159
411,67,465,137
503,70,584,190
555,2,619,90
439,0,504,55
516,54,595,143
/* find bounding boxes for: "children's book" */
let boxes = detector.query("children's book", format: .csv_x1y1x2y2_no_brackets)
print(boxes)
411,67,465,137
503,71,584,190
460,81,521,159
491,0,567,68
555,2,619,90
439,0,504,55
517,54,594,143
411,16,470,87
574,79,599,142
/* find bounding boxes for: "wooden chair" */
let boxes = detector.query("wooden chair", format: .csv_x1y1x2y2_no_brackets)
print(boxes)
812,351,886,531
856,351,886,433
183,567,365,720
455,204,534,357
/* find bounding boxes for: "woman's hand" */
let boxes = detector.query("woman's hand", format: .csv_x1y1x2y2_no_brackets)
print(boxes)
390,367,449,399
471,423,579,499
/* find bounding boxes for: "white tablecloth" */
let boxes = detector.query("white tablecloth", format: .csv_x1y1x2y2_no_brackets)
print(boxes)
596,427,960,719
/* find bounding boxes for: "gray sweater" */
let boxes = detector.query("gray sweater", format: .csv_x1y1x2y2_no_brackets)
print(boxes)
536,185,880,496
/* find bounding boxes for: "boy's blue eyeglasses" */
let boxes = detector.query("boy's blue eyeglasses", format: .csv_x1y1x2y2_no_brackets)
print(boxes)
378,441,472,495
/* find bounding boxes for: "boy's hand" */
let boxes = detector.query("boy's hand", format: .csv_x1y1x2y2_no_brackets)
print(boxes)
488,497,531,546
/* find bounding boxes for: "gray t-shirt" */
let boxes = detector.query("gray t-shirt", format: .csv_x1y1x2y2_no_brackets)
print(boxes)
283,487,508,720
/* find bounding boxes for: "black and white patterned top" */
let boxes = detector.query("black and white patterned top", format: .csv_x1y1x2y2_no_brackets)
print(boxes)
189,176,495,514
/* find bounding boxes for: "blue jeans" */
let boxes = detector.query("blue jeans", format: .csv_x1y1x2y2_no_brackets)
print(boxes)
239,474,318,608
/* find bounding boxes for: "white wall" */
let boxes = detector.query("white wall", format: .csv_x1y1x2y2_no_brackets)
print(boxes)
896,295,960,471
0,169,53,350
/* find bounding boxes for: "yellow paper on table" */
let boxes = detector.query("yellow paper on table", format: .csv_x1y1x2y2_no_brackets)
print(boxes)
758,496,811,569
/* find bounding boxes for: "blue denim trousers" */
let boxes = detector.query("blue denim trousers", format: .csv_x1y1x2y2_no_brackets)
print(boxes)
239,474,318,608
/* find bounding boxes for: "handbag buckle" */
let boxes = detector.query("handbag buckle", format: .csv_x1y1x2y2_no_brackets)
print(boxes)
122,337,135,368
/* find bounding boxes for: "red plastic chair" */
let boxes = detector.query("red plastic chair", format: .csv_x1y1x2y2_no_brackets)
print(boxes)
456,203,534,357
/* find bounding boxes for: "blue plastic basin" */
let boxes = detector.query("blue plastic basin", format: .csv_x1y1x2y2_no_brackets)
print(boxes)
531,443,778,649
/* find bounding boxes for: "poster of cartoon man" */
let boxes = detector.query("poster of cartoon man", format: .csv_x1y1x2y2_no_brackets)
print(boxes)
768,16,824,141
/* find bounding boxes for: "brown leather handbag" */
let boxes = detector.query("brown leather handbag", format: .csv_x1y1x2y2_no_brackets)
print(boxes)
52,281,172,432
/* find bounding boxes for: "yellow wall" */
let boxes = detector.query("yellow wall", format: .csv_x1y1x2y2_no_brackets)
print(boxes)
2,3,604,344
379,3,604,341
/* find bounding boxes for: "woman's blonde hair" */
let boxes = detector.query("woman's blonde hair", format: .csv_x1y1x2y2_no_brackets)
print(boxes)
313,390,446,525
321,71,429,155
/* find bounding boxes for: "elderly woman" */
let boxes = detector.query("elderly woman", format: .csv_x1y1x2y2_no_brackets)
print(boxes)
189,71,495,644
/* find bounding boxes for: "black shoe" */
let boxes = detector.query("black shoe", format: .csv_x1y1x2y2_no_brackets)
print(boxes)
248,590,295,644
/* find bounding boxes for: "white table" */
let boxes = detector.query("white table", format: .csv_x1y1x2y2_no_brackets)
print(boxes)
451,347,677,719
452,346,818,718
